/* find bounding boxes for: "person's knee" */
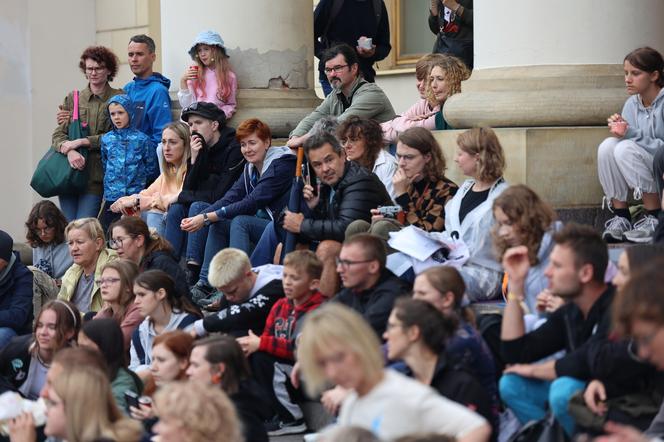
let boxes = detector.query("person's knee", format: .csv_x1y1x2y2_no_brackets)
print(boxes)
316,240,342,262
613,139,639,163
548,377,584,418
188,201,209,216
499,373,526,403
597,137,619,160
345,220,371,239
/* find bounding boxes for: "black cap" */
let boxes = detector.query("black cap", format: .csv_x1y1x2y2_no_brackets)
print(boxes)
0,230,13,262
180,102,226,127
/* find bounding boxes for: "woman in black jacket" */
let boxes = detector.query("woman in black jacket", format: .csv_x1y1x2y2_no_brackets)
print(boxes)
187,334,270,442
109,217,190,299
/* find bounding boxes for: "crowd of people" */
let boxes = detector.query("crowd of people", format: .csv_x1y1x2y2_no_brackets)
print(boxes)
1,4,664,441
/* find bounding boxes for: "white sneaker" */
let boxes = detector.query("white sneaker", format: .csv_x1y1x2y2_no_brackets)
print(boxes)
624,215,658,243
602,216,632,243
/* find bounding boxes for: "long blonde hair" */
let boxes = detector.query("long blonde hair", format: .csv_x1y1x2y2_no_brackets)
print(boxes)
161,122,191,189
194,45,234,102
51,349,142,442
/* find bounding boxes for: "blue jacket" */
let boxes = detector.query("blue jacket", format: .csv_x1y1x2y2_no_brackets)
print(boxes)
203,146,296,221
0,254,34,335
101,95,157,201
123,73,172,150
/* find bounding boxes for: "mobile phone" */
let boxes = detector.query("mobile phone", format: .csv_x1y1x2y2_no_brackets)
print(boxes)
124,390,139,411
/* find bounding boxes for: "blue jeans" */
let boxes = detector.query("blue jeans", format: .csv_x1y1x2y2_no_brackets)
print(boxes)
59,193,103,221
500,374,586,436
165,202,210,261
250,221,282,267
143,211,167,236
0,327,17,351
230,215,270,255
184,202,212,267
319,71,333,97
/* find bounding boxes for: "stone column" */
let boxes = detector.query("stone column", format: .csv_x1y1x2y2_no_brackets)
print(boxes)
434,0,664,209
160,0,321,137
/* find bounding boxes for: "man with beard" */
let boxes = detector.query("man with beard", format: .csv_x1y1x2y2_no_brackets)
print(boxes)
286,43,395,149
497,223,614,436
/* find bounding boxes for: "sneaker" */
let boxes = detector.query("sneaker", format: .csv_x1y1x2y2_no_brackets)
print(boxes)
185,263,201,286
602,215,632,243
265,417,307,436
624,215,658,243
190,281,214,306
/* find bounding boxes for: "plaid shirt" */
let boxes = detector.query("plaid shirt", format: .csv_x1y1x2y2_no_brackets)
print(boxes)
395,177,458,232
258,291,325,360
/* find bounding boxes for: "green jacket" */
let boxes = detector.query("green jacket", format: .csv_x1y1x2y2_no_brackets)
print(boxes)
51,84,123,195
57,248,117,312
290,77,396,137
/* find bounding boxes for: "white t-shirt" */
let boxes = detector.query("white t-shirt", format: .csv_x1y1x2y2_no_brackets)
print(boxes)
337,370,487,441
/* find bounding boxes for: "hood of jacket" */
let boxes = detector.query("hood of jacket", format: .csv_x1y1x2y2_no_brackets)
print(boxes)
106,94,137,130
247,145,295,176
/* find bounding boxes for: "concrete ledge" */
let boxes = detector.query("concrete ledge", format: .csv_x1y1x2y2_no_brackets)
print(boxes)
433,126,609,208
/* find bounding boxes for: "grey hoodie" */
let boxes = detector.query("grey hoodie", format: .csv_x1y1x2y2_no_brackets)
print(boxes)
622,87,664,154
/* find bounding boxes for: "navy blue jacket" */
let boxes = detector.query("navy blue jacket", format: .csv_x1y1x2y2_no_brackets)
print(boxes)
202,147,296,221
0,254,34,335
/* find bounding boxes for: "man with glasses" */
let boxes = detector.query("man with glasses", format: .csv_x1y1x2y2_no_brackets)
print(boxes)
287,43,395,149
498,223,615,436
334,233,410,337
251,132,391,296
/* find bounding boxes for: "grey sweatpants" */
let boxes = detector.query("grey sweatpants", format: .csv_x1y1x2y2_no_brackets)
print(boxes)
597,137,656,202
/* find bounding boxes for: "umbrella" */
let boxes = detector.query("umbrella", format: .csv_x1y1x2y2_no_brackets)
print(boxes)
283,146,305,255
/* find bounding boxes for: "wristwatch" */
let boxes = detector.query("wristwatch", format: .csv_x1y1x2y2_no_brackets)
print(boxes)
203,213,211,227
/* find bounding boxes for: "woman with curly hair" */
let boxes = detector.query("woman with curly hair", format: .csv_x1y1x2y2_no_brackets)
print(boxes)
381,53,469,143
338,116,398,199
492,184,560,313
51,45,123,221
25,200,72,281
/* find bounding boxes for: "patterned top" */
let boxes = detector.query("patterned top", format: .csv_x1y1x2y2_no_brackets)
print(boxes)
395,177,458,232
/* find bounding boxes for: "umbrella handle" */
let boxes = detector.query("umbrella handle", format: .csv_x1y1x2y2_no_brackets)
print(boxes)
295,146,304,178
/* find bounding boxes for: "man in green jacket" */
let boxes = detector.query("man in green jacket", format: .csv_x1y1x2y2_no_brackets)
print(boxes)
287,43,396,149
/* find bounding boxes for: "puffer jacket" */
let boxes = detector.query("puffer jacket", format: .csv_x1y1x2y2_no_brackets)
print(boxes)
101,94,157,201
300,161,392,242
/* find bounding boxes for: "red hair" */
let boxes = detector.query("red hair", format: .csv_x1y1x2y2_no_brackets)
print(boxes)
235,118,272,143
152,330,194,380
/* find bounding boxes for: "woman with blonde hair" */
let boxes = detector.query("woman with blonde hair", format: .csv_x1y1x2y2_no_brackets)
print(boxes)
297,303,490,442
112,122,191,235
153,380,242,442
445,127,508,302
92,258,144,350
58,217,116,313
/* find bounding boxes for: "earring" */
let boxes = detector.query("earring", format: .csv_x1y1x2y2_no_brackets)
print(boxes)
210,58,215,62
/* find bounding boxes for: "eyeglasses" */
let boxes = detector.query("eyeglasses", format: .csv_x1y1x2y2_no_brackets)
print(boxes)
324,64,349,75
107,236,133,249
335,257,374,269
85,66,106,74
340,137,361,146
95,277,122,286
34,226,55,235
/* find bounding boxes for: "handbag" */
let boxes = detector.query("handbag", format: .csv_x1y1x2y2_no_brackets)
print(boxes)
30,90,90,197
508,413,568,442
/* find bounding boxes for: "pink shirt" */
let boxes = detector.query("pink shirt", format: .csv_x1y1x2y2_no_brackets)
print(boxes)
381,98,439,143
94,302,145,351
178,67,237,118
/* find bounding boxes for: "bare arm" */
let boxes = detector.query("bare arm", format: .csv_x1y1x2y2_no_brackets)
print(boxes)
500,246,530,341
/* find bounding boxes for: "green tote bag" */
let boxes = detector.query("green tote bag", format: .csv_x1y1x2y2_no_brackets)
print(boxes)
30,89,90,197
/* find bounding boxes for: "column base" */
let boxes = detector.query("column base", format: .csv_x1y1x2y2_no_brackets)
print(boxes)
444,65,628,128
434,126,609,208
